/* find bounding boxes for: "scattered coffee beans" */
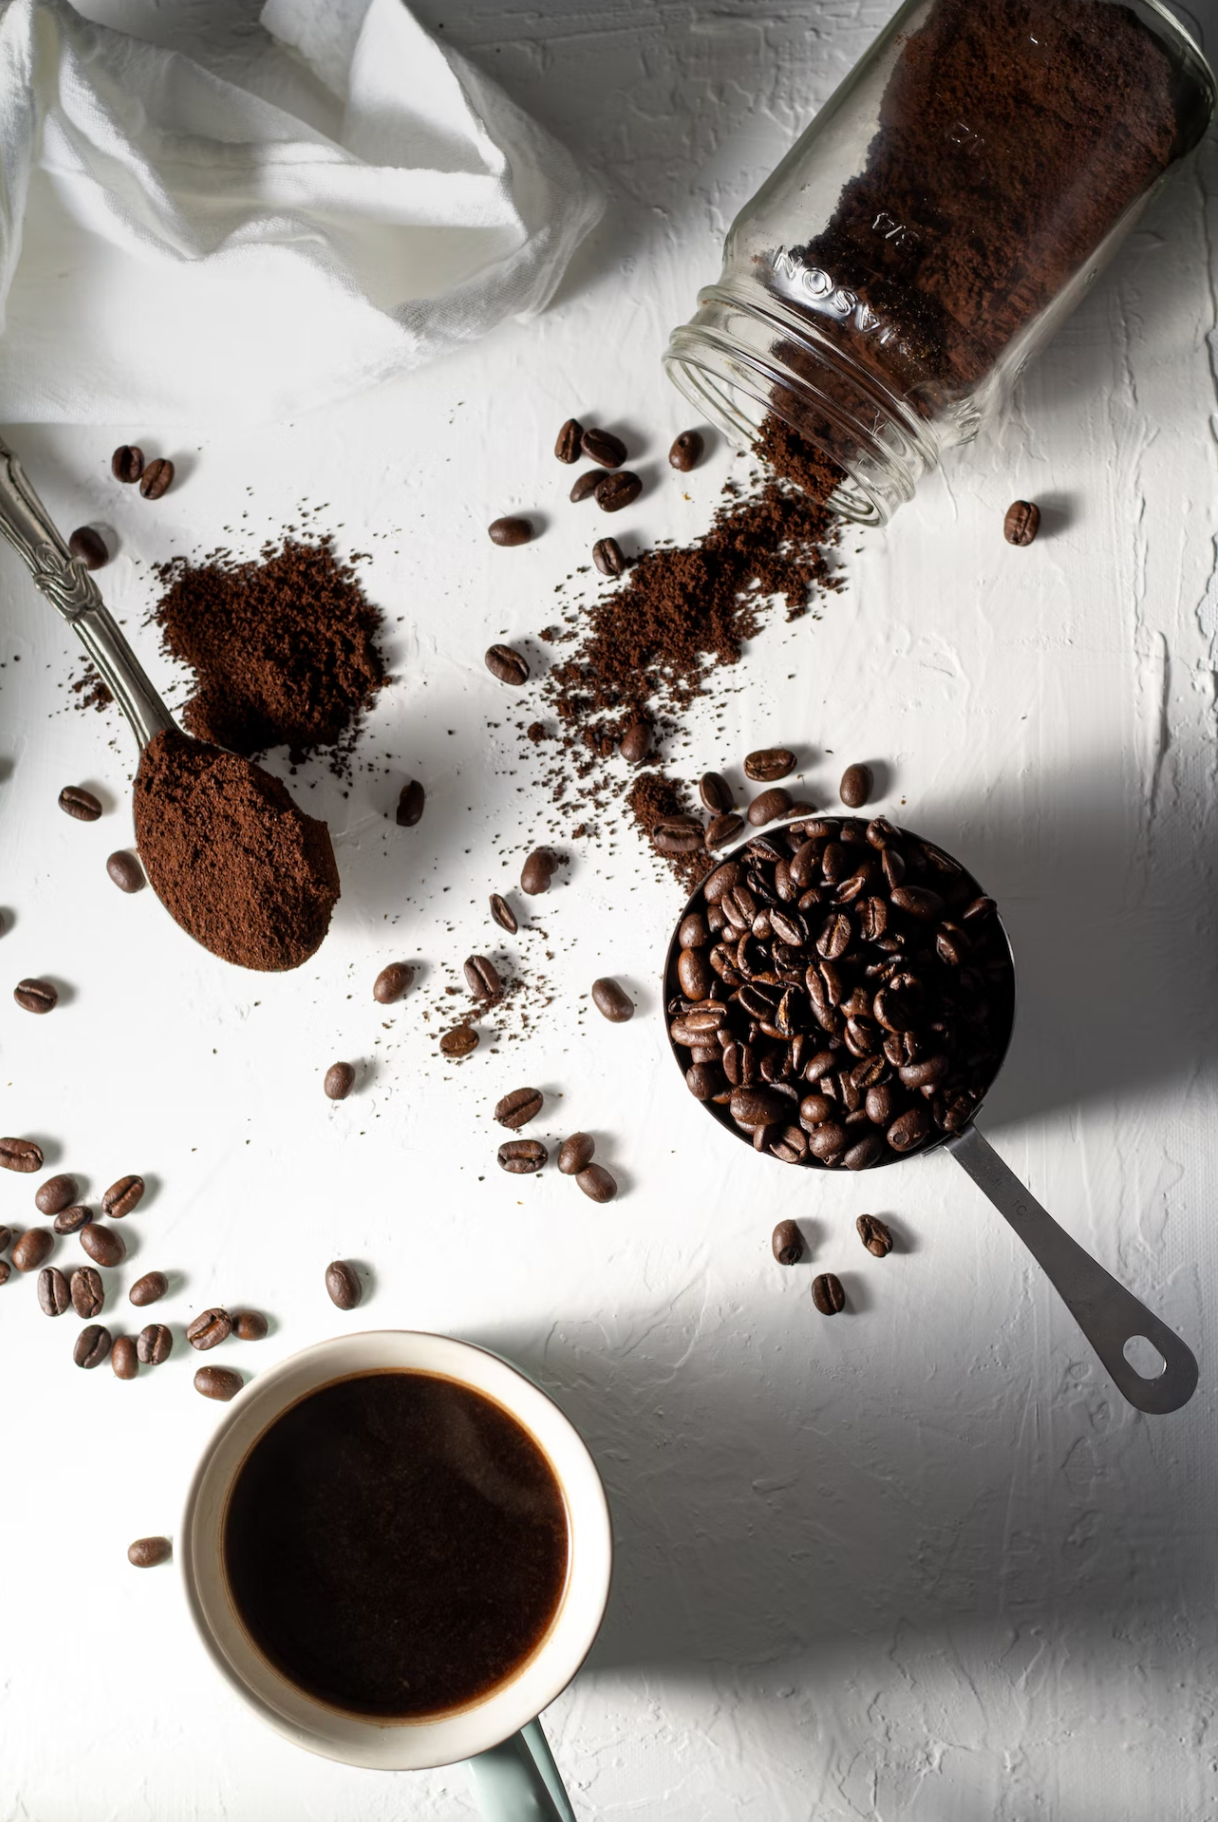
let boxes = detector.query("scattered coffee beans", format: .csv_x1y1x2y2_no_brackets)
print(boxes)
839,764,873,809
490,893,518,934
373,962,413,1003
14,978,57,1014
495,1087,544,1129
1004,500,1040,546
772,1219,805,1265
746,787,792,826
195,1365,242,1401
488,516,533,548
325,1260,362,1310
812,1272,846,1315
58,784,102,821
68,527,108,571
857,1214,893,1257
54,1205,92,1235
35,1174,77,1216
11,1229,52,1272
37,1266,70,1316
593,536,626,578
324,1062,356,1100
111,444,144,483
620,720,652,764
71,1267,104,1319
106,850,145,892
74,1324,112,1368
669,430,704,471
558,1133,595,1176
591,977,634,1023
521,847,555,894
440,1025,479,1058
576,1163,617,1203
129,1270,168,1306
102,1174,145,1219
581,427,626,469
128,1536,171,1568
569,468,603,503
396,779,426,827
706,812,745,849
652,816,703,855
555,418,584,463
486,644,530,686
700,772,733,813
744,749,795,783
498,1139,548,1174
187,1308,232,1350
139,457,174,500
112,1336,139,1379
464,955,503,1000
80,1224,124,1268
595,470,642,513
137,1323,173,1365
233,1310,268,1341
0,1138,42,1173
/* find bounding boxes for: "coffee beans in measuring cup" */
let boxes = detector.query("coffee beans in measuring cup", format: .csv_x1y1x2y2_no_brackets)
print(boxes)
664,816,1014,1170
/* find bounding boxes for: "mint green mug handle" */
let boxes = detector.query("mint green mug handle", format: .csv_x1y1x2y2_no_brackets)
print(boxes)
465,1719,576,1820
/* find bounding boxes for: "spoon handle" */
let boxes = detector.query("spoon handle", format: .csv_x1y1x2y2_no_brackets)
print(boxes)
0,436,174,751
947,1123,1198,1414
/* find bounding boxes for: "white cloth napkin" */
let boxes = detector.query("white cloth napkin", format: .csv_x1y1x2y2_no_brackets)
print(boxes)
0,0,603,423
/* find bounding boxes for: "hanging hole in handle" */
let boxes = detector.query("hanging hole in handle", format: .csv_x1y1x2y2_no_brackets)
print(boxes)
1123,1334,1168,1380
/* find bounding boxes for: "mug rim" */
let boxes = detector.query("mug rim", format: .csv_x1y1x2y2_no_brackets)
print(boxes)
178,1329,613,1771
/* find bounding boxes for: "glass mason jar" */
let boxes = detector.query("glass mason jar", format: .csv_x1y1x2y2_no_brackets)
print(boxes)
665,0,1214,523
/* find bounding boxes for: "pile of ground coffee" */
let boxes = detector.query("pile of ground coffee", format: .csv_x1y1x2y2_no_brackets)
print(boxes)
133,730,340,971
150,537,386,772
625,774,707,895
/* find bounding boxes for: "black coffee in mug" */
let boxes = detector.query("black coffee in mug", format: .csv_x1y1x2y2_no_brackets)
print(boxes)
223,1369,570,1718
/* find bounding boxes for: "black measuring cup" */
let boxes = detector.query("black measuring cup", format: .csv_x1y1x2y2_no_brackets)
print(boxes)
663,817,1198,1415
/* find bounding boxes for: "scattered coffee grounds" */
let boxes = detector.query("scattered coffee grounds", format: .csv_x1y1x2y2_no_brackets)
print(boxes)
133,729,340,971
150,537,386,773
626,773,707,894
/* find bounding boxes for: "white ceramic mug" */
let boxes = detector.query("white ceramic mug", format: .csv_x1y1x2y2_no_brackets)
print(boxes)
179,1330,612,1821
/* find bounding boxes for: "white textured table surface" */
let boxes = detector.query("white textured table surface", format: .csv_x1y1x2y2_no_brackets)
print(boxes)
5,2,1218,1817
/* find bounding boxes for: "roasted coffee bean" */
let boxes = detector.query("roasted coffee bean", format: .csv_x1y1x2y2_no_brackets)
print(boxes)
576,1163,617,1203
807,1122,847,1161
521,847,555,894
106,850,145,892
75,1324,112,1368
0,1226,9,1254
38,1266,70,1316
857,1214,893,1257
495,1087,544,1130
704,860,741,902
195,1366,242,1401
652,816,704,856
464,955,503,1001
699,772,733,813
705,813,745,849
489,893,518,934
890,884,944,921
811,1272,845,1315
816,911,851,959
112,1336,139,1380
58,784,102,822
485,643,530,686
0,1259,9,1285
747,787,792,827
730,1085,792,1128
668,429,704,471
136,1322,172,1364
488,515,533,547
555,418,584,463
888,1105,931,1152
935,924,969,966
68,526,108,571
899,1054,948,1090
71,1267,104,1319
772,1219,804,1265
324,1062,356,1100
677,947,712,1000
679,912,709,949
839,763,873,809
54,1204,91,1235
685,1062,723,1100
569,467,603,503
80,1224,124,1268
187,1308,232,1351
35,1173,78,1216
620,719,652,763
592,536,627,577
12,1228,52,1272
325,1261,362,1309
129,1270,168,1307
1004,499,1040,546
580,426,626,469
799,1093,836,1127
373,961,413,1004
498,1139,548,1174
111,444,144,483
127,1536,171,1568
440,1025,479,1058
963,895,997,922
594,470,642,513
844,1130,886,1170
744,748,795,783
591,976,634,1023
102,1174,144,1219
139,457,174,500
233,1310,268,1341
14,978,57,1014
558,1133,595,1176
396,779,425,827
865,1084,896,1125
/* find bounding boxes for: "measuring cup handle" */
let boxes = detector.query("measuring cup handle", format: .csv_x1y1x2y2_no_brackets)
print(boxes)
464,1719,576,1821
946,1124,1198,1414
